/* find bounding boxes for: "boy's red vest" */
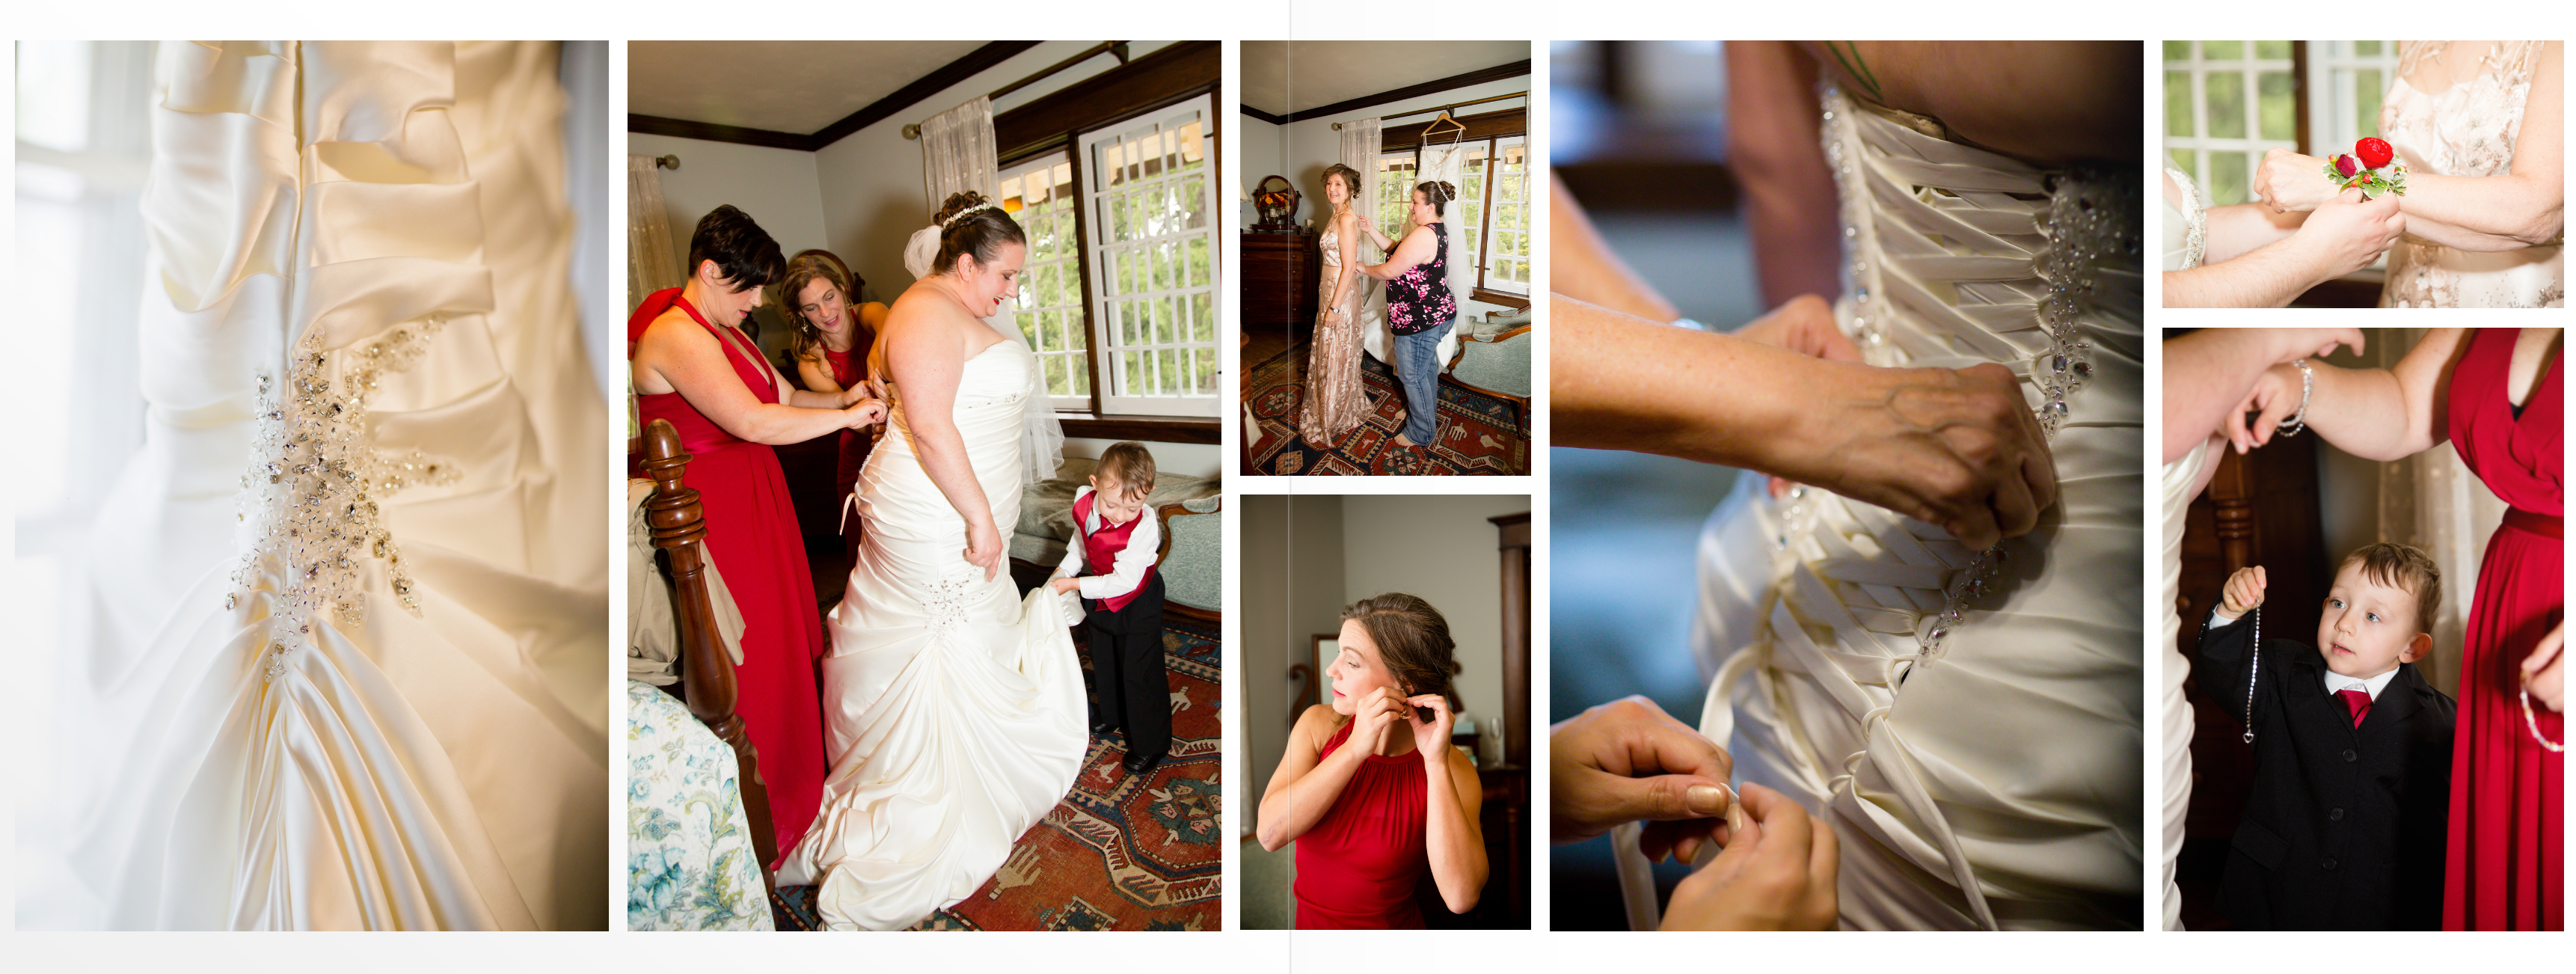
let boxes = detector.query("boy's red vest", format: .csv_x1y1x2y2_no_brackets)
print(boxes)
1073,489,1156,613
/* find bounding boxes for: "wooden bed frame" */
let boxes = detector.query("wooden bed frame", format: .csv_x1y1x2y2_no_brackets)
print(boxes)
640,419,780,890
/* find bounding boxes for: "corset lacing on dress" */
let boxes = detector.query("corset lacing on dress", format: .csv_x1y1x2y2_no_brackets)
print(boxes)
1727,85,2141,928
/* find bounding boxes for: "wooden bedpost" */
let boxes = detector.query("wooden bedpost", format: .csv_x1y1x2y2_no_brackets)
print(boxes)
643,419,781,886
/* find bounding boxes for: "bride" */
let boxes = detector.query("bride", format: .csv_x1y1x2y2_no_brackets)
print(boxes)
776,192,1089,931
1554,41,2141,930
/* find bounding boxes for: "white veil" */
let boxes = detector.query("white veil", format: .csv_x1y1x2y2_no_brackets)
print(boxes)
906,224,1064,484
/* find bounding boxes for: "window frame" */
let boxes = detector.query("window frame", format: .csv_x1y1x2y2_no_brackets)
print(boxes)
996,150,1091,411
2161,40,2301,209
1376,111,1531,310
2304,41,2402,156
1076,91,1221,418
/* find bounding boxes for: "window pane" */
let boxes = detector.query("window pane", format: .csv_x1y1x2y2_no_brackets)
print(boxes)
1191,292,1212,343
2356,69,2384,139
2258,71,2295,141
1187,237,1209,288
2205,70,2245,139
2211,150,2250,206
2203,40,2242,61
2255,40,2291,61
2164,71,2193,137
2168,148,2196,180
2355,40,2381,56
2162,40,2189,60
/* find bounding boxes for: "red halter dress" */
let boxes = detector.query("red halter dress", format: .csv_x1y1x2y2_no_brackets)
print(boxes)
630,288,828,862
1293,720,1429,928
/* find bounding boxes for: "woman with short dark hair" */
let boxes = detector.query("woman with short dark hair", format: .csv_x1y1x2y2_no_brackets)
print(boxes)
628,204,886,860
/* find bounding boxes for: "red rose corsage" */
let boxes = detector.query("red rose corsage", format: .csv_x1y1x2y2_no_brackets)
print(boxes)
2322,137,2407,199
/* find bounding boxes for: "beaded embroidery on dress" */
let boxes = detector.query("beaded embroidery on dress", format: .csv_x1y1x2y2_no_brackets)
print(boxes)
1624,85,2144,931
28,41,609,931
2161,162,2208,272
2379,40,2563,307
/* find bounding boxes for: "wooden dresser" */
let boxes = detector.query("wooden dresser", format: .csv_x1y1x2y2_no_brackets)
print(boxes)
1240,230,1319,329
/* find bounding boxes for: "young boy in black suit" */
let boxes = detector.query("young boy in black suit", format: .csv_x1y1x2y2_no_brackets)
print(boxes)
2199,542,2456,930
1047,442,1169,779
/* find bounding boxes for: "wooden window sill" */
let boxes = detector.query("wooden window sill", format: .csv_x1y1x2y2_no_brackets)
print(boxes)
1058,412,1221,444
1471,288,1532,310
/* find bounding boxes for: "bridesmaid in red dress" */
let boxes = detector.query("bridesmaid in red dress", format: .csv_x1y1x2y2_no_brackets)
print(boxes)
1257,594,1488,927
2439,328,2561,931
778,250,889,567
2239,328,2563,929
629,206,886,862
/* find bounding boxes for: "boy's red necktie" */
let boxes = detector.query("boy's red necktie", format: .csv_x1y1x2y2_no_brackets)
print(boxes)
2337,687,2372,728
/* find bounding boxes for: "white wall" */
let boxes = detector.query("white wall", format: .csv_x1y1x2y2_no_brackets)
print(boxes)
810,41,1180,300
628,132,829,266
1236,111,1285,223
1339,494,1530,756
1277,76,1528,321
1240,494,1348,830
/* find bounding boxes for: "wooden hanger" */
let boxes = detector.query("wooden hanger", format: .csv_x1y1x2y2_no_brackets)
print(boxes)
1421,110,1468,144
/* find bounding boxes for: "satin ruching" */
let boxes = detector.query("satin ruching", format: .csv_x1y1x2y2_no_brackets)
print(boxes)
37,41,607,931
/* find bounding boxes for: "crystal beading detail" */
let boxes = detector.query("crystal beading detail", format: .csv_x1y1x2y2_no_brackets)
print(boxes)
230,317,458,681
1816,85,2138,664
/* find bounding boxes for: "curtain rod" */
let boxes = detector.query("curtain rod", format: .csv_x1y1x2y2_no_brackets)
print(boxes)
1331,91,1528,130
903,41,1130,140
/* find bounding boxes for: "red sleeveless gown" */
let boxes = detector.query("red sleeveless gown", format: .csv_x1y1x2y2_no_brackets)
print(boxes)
631,289,827,862
1294,720,1428,928
2442,328,2562,930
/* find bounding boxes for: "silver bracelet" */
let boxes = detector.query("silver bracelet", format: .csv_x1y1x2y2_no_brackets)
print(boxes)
2274,359,2314,438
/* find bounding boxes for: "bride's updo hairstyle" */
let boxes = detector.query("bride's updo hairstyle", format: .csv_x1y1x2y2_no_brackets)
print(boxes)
688,203,785,290
1341,593,1464,709
1322,163,1365,198
932,191,1028,275
1414,180,1459,216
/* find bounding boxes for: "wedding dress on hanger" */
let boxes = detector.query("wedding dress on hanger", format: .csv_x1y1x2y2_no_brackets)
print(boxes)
1626,85,2144,930
777,257,1088,929
2380,40,2563,307
31,40,607,931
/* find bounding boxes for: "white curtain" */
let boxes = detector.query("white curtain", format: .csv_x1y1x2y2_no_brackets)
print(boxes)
2371,329,2509,696
921,96,999,211
626,154,681,304
1338,117,1384,266
918,95,1061,483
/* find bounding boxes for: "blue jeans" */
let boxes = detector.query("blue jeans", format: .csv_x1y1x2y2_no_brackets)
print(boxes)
1392,316,1454,445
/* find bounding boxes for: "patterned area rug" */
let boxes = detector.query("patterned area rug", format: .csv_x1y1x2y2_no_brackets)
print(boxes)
1242,343,1528,475
772,614,1222,931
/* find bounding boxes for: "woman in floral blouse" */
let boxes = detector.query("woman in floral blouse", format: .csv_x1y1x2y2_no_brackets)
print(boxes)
1358,180,1461,450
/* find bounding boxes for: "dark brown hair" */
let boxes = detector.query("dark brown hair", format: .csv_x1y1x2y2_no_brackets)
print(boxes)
1322,164,1366,205
687,204,784,290
2339,542,2443,634
1342,592,1462,708
933,191,1027,275
1414,180,1459,216
776,250,858,367
1094,441,1157,501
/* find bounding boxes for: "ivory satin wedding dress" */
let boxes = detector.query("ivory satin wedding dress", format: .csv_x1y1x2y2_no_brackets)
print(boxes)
777,338,1089,931
30,41,607,931
1626,88,2144,931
